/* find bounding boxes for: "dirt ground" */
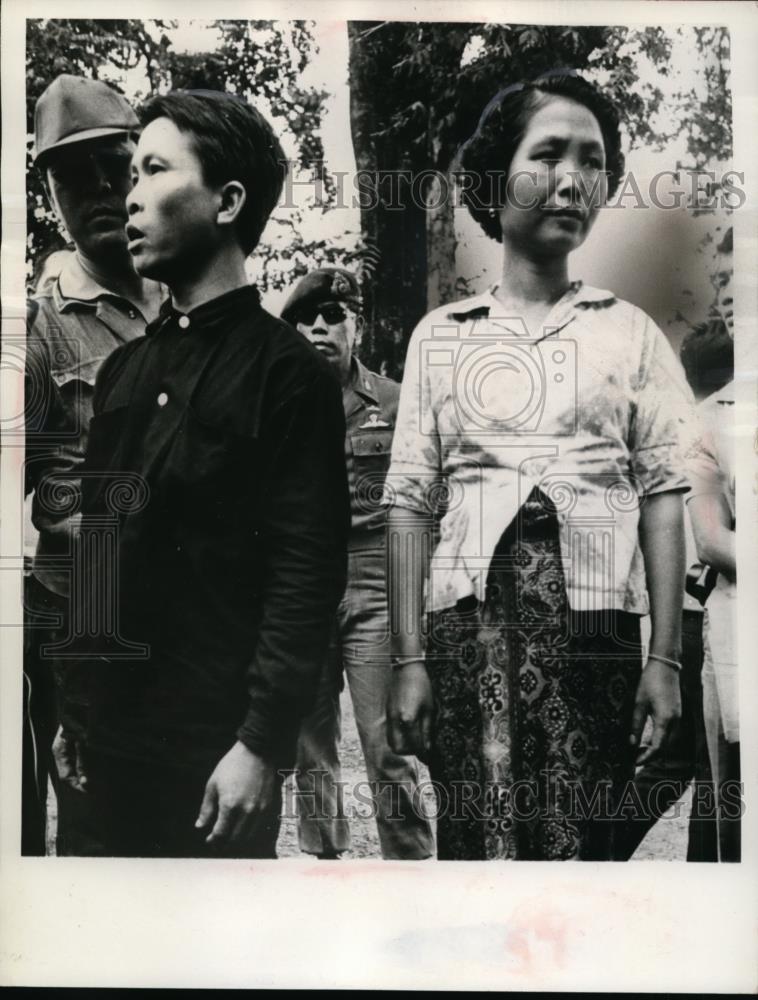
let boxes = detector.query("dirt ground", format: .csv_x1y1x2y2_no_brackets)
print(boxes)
47,692,690,860
277,691,690,860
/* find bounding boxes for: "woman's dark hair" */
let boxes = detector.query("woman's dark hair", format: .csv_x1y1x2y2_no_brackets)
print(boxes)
139,89,287,255
457,71,625,241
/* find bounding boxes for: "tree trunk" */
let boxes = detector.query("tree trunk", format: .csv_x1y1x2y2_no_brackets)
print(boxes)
347,22,428,381
426,165,458,310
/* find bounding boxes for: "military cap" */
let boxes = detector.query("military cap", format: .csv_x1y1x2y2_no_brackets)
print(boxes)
281,267,362,323
33,74,139,166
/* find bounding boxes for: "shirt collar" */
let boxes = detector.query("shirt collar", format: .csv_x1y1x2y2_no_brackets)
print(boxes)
53,253,166,320
446,280,617,327
54,253,111,311
349,356,379,404
146,284,261,338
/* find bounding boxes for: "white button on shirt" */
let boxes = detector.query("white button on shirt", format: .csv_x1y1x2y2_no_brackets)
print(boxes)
157,392,168,407
384,281,699,615
178,315,190,329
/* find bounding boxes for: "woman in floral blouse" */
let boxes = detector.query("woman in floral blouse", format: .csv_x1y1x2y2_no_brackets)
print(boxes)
385,72,696,860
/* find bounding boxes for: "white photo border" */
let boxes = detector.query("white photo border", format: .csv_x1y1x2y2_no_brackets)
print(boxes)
2,0,757,990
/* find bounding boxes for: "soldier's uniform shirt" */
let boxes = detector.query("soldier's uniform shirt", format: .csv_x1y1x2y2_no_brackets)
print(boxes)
296,355,433,859
26,252,153,596
343,356,399,542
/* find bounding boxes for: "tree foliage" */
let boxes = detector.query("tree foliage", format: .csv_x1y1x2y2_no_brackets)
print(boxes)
25,20,734,380
25,18,335,287
347,21,734,377
26,19,172,278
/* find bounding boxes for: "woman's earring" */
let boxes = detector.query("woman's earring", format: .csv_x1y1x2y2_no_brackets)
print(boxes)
488,208,497,218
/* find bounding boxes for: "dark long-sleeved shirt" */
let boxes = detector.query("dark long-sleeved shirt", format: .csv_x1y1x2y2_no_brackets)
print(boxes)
68,284,349,772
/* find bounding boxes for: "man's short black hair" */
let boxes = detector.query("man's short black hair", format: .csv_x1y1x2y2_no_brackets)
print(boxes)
456,71,625,242
139,89,287,256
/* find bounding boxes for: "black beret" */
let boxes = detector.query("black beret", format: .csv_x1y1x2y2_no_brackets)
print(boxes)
281,267,361,323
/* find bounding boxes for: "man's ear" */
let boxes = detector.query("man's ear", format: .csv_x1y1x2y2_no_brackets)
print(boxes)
217,180,247,228
354,313,365,346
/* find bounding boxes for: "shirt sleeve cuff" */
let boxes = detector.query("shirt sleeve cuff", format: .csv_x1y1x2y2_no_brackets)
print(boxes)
641,478,690,496
631,450,690,496
236,691,304,770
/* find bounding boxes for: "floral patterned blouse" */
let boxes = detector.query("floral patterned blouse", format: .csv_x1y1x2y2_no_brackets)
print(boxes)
384,281,698,614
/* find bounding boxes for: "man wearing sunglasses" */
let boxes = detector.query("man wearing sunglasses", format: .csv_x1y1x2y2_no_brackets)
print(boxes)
282,268,433,860
23,74,163,855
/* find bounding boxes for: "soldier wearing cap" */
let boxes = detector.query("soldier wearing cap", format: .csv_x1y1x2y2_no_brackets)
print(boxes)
282,268,434,860
23,75,163,854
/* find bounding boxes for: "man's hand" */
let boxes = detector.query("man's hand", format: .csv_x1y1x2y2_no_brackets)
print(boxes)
52,725,88,792
196,741,277,847
387,662,434,760
630,658,682,765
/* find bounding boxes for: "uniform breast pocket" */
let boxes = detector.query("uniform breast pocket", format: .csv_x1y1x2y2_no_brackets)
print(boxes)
351,428,394,507
50,356,105,438
50,355,104,391
352,428,394,462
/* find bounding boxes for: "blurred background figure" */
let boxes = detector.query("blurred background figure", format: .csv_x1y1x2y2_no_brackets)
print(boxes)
617,320,733,861
686,345,739,861
23,74,163,855
283,268,433,860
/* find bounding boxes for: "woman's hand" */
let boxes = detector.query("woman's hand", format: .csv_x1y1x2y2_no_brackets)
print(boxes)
635,491,685,764
630,658,682,765
387,662,434,760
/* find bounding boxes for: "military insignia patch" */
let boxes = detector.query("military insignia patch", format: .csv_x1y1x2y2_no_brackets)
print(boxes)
359,413,391,429
332,273,351,298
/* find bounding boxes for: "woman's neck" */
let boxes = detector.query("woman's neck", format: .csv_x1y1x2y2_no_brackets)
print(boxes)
496,245,570,308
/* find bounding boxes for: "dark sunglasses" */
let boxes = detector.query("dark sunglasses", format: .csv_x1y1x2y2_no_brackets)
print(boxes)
47,149,133,188
297,303,349,326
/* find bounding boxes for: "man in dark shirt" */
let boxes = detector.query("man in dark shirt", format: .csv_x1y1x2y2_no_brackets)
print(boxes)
282,269,433,859
57,90,350,858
